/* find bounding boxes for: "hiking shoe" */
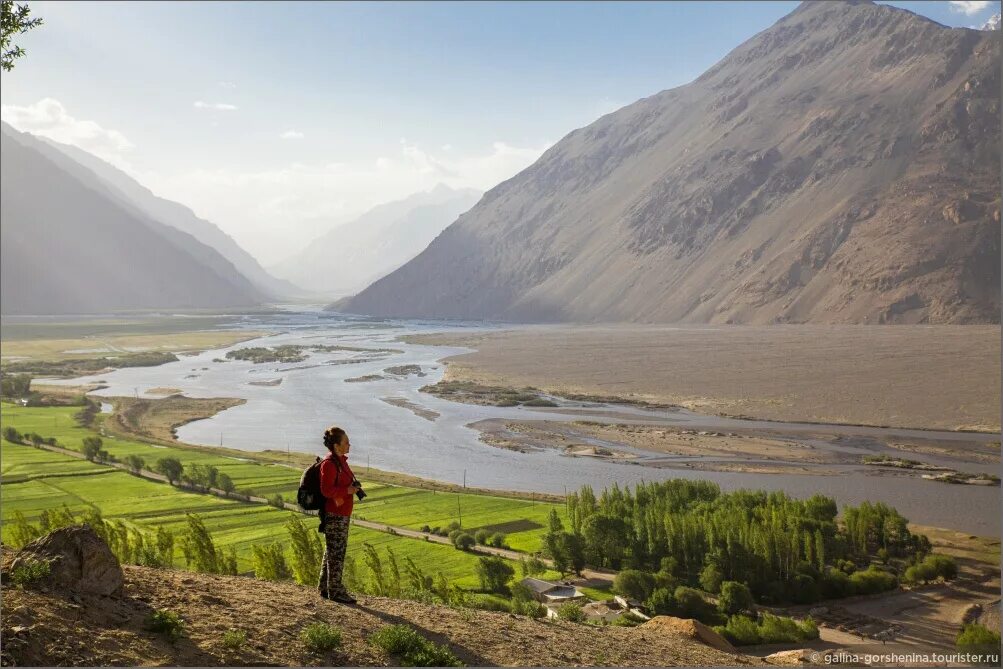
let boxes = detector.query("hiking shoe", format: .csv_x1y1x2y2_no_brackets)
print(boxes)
331,593,357,604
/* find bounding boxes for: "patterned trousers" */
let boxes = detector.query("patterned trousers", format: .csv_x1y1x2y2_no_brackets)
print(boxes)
318,514,351,596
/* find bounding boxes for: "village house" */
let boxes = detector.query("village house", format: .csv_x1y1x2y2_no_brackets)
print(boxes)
519,577,586,605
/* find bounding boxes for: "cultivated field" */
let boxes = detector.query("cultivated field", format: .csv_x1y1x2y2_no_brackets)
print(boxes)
0,403,569,586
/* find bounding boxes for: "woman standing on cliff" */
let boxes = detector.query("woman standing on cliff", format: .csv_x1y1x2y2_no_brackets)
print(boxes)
318,426,360,603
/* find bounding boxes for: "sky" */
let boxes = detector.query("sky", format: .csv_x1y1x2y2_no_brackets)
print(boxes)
2,0,999,265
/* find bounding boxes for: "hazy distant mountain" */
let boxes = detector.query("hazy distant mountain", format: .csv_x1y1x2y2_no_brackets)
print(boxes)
1,124,264,314
342,1,1000,325
37,136,298,299
983,13,1000,31
273,184,481,297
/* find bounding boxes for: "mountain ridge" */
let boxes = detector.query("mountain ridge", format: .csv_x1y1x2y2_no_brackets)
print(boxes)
33,133,298,299
341,0,1000,324
273,185,481,297
1,124,265,314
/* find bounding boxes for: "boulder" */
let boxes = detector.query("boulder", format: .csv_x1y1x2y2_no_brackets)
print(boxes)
764,648,816,665
10,525,124,596
641,615,735,653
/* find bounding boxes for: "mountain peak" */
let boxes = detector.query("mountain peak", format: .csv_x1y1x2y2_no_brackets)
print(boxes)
342,0,1000,325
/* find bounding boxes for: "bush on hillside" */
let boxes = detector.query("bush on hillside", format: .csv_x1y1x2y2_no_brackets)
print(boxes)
300,622,341,653
556,602,585,623
145,609,185,642
369,624,463,667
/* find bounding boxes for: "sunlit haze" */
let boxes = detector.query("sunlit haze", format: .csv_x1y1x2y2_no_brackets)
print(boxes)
1,0,996,264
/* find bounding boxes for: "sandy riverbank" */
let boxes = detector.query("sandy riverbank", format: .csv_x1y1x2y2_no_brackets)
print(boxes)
406,325,1001,433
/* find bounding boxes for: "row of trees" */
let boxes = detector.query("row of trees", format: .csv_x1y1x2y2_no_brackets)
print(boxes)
148,456,235,495
546,480,936,605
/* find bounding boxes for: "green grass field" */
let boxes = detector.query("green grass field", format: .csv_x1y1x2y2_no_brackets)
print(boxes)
2,403,568,553
0,403,573,591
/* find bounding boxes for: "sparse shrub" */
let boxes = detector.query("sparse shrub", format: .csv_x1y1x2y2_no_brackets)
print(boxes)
420,525,431,533
849,565,897,595
81,436,103,461
3,426,22,443
469,594,511,612
522,398,557,407
718,581,754,616
646,586,675,616
287,516,324,585
446,521,461,532
369,624,463,667
905,554,958,584
7,511,42,548
611,611,647,627
699,563,724,593
613,569,656,602
488,532,506,548
221,629,247,651
672,586,716,622
557,602,585,623
268,493,285,509
145,609,185,641
715,615,761,645
474,529,490,545
218,473,236,496
511,583,545,618
956,623,1001,664
301,622,342,653
155,457,183,485
10,559,50,588
475,555,514,594
520,555,547,577
252,543,292,581
452,532,475,551
179,513,236,574
714,613,818,646
125,454,145,474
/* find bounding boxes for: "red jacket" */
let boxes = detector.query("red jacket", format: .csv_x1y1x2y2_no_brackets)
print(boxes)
319,453,355,516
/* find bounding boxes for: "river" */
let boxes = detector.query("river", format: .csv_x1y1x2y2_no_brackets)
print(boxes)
51,307,1001,537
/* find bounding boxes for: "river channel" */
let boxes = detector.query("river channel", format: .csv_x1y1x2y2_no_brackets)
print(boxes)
52,308,1001,537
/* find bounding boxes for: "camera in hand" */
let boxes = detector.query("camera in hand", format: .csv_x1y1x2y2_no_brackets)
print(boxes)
353,478,367,501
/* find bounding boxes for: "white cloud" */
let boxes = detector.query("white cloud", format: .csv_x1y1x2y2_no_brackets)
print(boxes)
279,130,304,140
0,97,134,169
193,101,238,111
150,139,549,264
218,81,237,89
949,1,992,15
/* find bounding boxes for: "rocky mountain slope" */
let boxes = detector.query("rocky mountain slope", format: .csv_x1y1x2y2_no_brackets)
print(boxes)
37,134,298,299
274,184,481,297
342,1,1000,324
1,124,265,314
1,528,762,667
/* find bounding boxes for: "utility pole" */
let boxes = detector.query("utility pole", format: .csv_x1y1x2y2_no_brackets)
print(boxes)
463,469,466,489
457,494,462,529
220,432,223,447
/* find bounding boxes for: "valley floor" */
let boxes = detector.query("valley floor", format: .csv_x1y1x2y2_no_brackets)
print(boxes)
407,324,1001,433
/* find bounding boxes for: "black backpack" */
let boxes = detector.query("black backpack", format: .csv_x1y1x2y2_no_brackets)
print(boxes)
297,455,341,510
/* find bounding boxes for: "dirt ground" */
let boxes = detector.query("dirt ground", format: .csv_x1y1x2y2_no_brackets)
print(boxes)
1,560,762,667
408,325,1001,432
756,529,1002,665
